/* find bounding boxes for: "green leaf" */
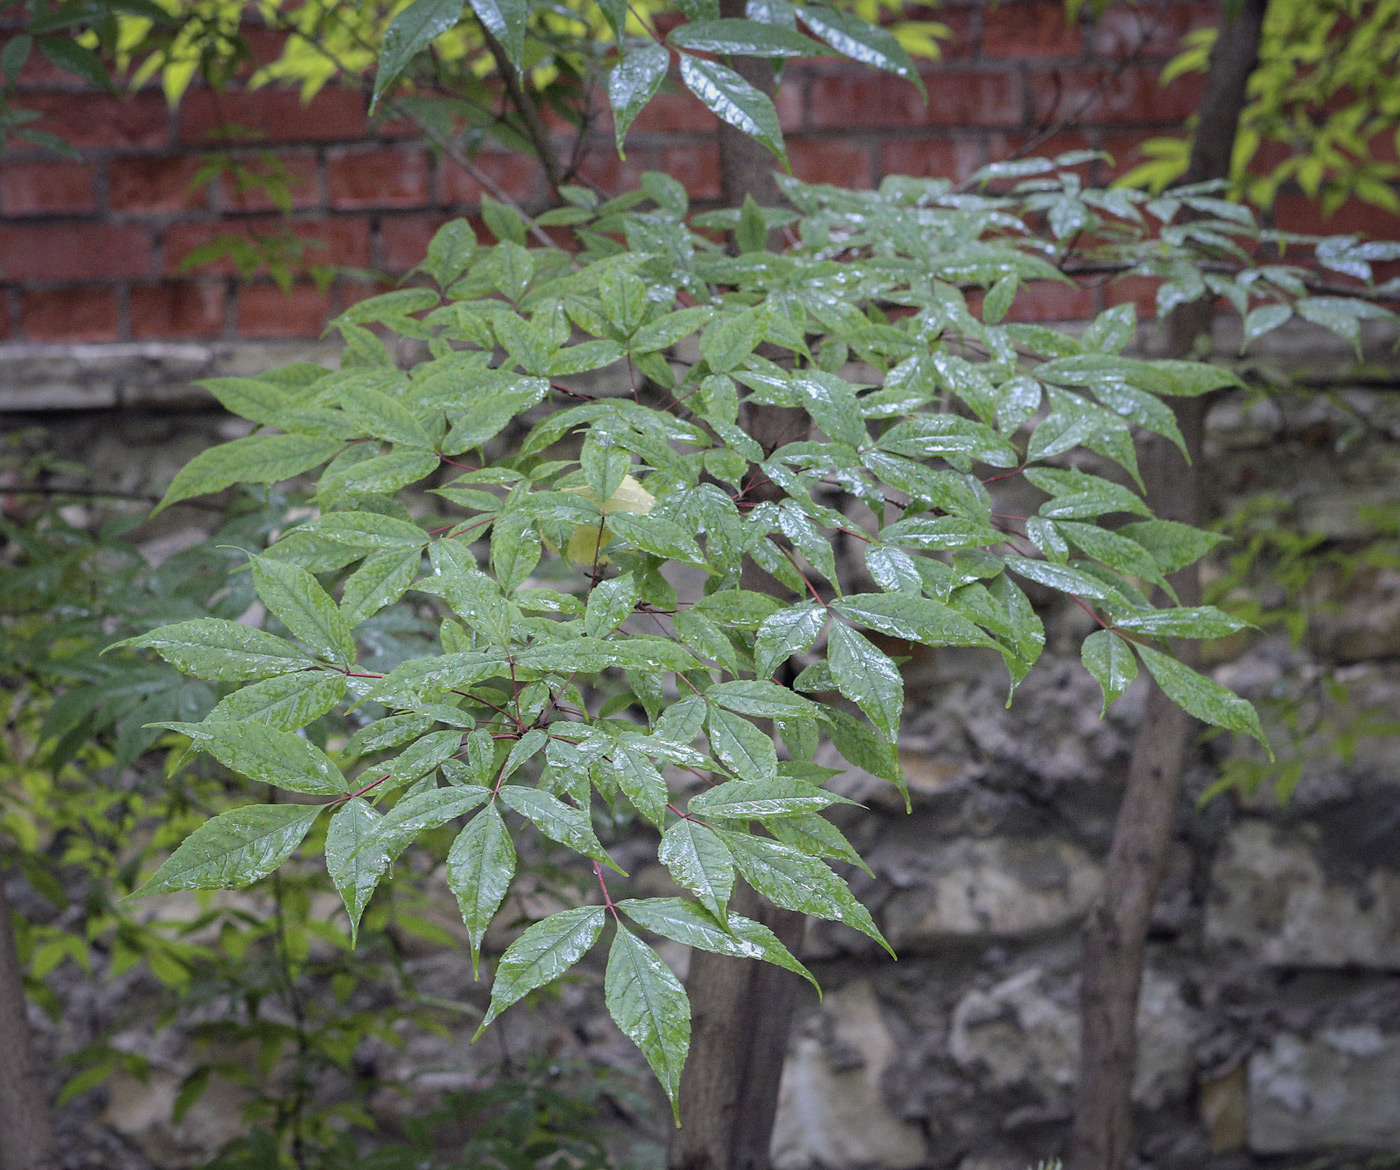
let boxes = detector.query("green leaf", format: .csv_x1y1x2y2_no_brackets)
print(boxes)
176,721,347,796
111,619,313,681
367,652,503,706
791,371,865,447
498,785,614,866
372,0,465,110
368,785,491,863
699,307,762,375
707,706,779,781
609,743,670,827
678,54,786,160
827,624,903,737
605,928,691,1122
609,43,670,152
831,593,992,648
325,798,386,944
1081,629,1137,715
207,672,346,732
469,0,527,69
689,777,846,820
1240,303,1291,351
419,218,476,287
289,512,429,552
631,306,717,353
1,35,32,86
1114,606,1249,640
155,435,342,512
618,897,816,989
134,804,323,896
1118,519,1228,575
818,707,901,788
877,415,1018,467
1025,467,1151,520
1054,521,1164,585
585,573,639,637
341,549,422,626
1136,644,1269,751
250,555,356,666
37,35,116,90
447,804,516,975
338,382,436,448
669,18,825,56
755,605,825,679
513,636,702,676
345,714,436,757
658,819,734,921
1004,556,1126,603
706,680,817,720
721,831,892,955
479,906,607,1029
796,4,923,93
319,449,439,499
384,730,470,793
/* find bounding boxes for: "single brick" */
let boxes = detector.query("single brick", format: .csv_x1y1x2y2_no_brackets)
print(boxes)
21,286,120,342
985,129,1094,172
0,222,152,281
130,281,226,339
983,0,1084,58
238,280,334,338
574,145,654,200
0,159,96,216
1003,278,1098,323
1103,273,1164,318
809,68,1023,130
218,151,321,212
659,141,722,202
178,86,367,145
108,154,209,214
1030,64,1205,127
326,144,431,210
880,136,984,184
379,213,452,273
163,216,371,277
629,89,722,135
438,151,544,207
1272,191,1400,240
789,137,875,188
1088,0,1217,57
24,92,169,150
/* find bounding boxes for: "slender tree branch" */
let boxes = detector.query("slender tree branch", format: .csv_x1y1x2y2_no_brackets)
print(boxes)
476,23,566,195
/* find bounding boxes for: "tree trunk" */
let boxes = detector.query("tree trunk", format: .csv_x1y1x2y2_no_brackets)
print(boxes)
668,12,803,1168
0,873,60,1170
1069,5,1269,1169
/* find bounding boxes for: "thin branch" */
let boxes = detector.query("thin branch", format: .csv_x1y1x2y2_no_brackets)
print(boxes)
476,23,565,194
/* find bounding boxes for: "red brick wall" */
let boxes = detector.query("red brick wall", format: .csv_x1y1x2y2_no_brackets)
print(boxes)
0,0,1389,344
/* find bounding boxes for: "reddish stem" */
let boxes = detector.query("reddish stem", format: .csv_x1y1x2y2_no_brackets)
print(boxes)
593,860,621,922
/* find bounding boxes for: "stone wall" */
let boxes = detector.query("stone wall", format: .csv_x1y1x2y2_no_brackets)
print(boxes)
5,324,1400,1170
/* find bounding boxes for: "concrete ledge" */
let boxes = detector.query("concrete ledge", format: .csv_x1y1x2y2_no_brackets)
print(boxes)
0,340,342,412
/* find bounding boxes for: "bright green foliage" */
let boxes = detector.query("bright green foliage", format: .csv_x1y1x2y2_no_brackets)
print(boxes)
1123,0,1400,222
115,158,1399,1110
3,0,947,164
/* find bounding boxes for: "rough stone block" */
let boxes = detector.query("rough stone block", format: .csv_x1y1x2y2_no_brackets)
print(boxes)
1207,819,1400,970
879,837,1103,944
771,980,927,1170
1249,1027,1400,1152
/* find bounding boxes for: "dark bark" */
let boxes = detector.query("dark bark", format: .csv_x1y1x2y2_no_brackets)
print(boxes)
668,887,805,1170
667,13,802,1167
715,0,781,211
1069,5,1269,1169
0,873,60,1170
